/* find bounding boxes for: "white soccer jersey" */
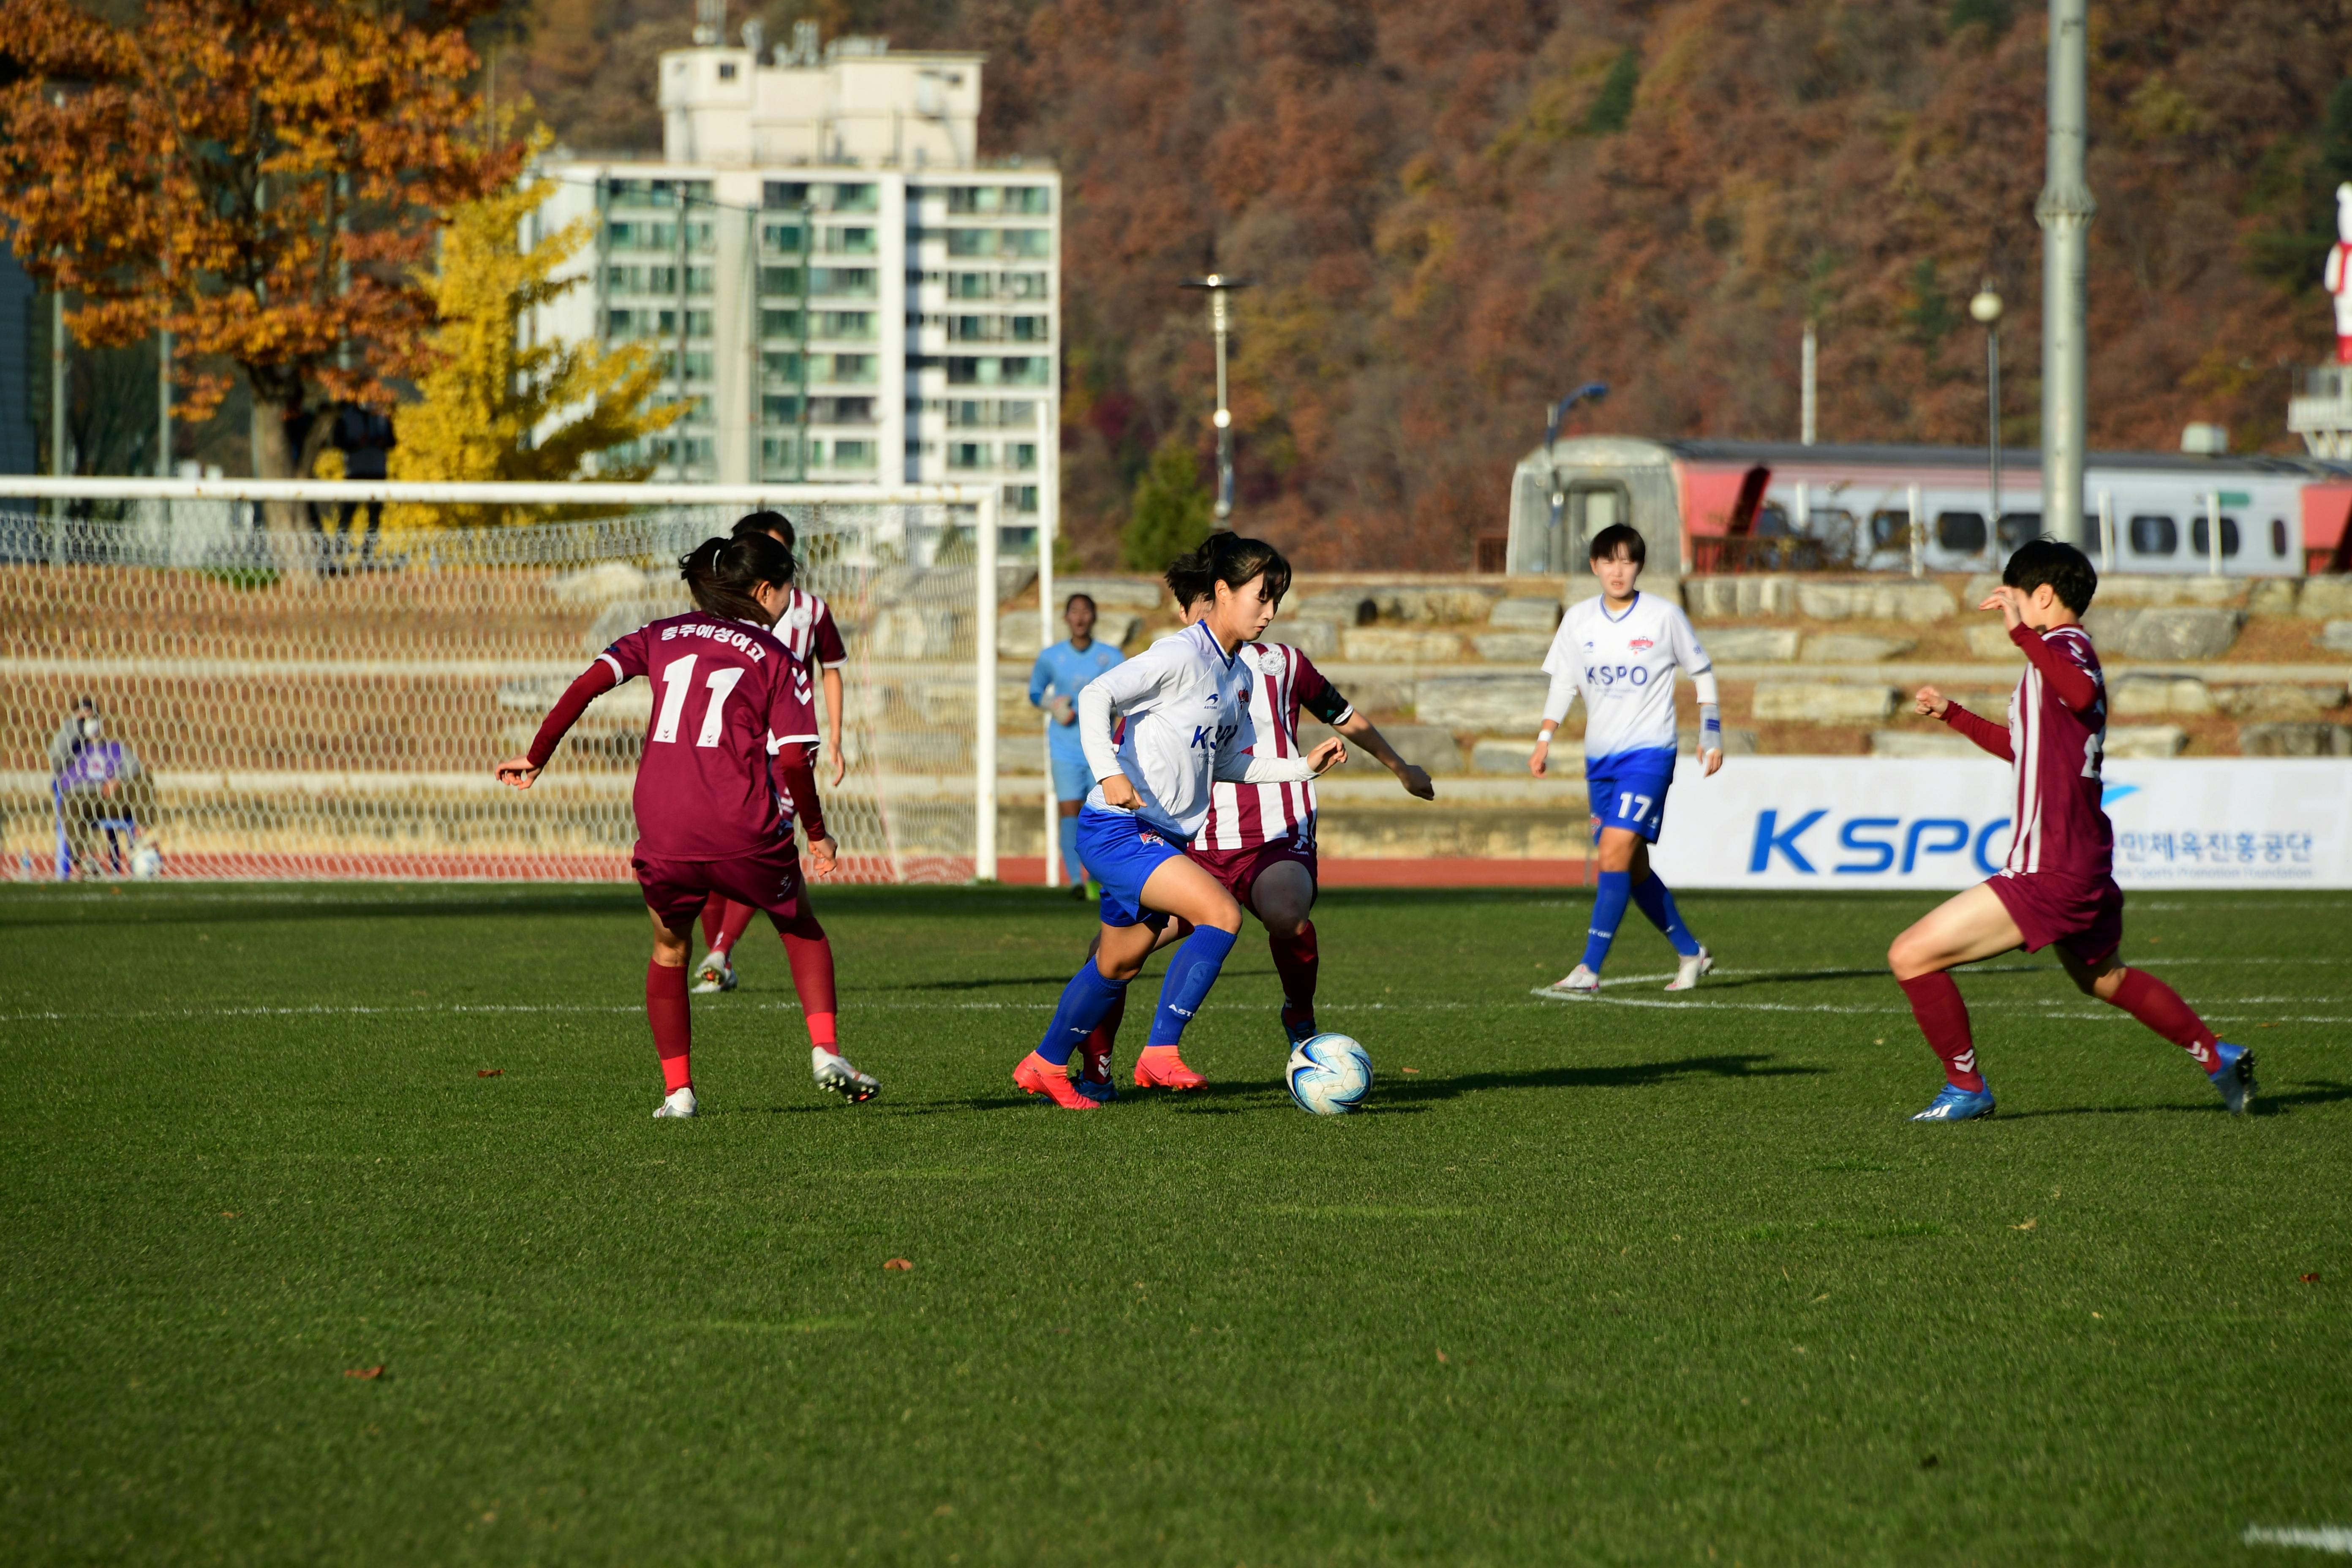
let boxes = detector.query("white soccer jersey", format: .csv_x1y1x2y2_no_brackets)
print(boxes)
769,586,845,670
1078,621,1318,842
1540,591,1718,765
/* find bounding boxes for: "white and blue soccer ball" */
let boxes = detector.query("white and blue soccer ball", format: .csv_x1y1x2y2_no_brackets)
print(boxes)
128,843,163,880
1286,1033,1372,1116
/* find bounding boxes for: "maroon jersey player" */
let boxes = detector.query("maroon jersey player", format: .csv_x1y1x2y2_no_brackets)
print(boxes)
694,510,852,994
1889,539,2254,1122
496,533,882,1117
1068,571,1436,1100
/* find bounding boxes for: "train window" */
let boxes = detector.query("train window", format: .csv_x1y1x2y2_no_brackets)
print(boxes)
1935,511,1986,553
2129,514,2178,555
1870,509,1911,550
2189,515,2240,557
1996,512,2043,549
2271,517,2289,557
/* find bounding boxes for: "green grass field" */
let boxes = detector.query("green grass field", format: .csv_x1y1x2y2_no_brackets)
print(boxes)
2,880,2346,1565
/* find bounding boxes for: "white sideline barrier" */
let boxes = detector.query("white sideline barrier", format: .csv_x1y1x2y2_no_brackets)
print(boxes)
1649,757,2352,890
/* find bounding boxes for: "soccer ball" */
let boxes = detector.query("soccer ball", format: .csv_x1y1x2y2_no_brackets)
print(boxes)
1286,1033,1372,1116
129,844,162,880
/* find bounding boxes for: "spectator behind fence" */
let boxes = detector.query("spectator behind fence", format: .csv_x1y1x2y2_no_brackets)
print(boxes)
329,401,397,558
49,697,154,877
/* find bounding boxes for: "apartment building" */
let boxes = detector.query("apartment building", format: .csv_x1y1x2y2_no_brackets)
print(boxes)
533,27,1059,548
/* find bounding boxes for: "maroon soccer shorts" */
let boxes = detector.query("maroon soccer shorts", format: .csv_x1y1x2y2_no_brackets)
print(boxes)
1986,868,2124,967
634,840,806,931
1187,836,1318,917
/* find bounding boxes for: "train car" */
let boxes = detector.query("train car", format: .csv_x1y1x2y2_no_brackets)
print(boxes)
1505,437,2352,578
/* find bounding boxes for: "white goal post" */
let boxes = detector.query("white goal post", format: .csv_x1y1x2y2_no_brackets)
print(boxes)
4,477,1057,885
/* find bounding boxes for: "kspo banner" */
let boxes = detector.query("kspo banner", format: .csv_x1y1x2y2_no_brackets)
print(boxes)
1647,757,2352,890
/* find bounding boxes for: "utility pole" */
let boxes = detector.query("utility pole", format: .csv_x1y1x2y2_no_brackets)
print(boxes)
797,197,814,481
1179,273,1252,525
1972,282,2004,556
2036,0,2096,549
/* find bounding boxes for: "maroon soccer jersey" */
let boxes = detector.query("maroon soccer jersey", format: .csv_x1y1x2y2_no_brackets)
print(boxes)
596,612,822,860
770,586,847,669
2000,623,2112,880
1198,642,1354,850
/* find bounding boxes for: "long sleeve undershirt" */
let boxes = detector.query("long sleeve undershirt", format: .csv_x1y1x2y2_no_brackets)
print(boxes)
2009,620,2102,711
1937,700,2014,762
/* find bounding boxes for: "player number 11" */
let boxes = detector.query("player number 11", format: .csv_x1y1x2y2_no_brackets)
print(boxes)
652,653,746,747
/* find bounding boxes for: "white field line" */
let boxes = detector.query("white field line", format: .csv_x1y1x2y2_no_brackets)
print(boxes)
2243,1524,2352,1555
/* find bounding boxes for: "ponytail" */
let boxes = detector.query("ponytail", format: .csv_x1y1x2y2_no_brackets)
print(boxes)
1163,532,1291,612
679,532,794,623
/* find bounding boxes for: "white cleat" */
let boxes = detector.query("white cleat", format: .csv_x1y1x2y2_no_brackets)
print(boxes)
1535,964,1602,1001
652,1086,698,1119
814,1053,881,1104
1665,947,1714,992
691,950,737,994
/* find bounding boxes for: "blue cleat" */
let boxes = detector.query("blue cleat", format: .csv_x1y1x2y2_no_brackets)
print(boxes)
1072,1074,1117,1104
1283,1013,1318,1048
1910,1082,1997,1122
2209,1041,2256,1116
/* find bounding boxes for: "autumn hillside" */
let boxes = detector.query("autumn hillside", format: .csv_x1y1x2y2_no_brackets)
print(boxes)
511,0,2352,569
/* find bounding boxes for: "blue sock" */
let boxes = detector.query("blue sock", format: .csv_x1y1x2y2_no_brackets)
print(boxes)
1147,925,1239,1047
1058,814,1083,885
1581,871,1632,974
1036,961,1127,1065
1631,871,1701,958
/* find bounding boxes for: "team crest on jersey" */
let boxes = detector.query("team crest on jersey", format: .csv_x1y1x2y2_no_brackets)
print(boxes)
1258,651,1285,675
1628,637,1654,651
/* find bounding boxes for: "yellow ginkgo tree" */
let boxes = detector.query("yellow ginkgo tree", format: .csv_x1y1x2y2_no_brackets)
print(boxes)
387,163,683,528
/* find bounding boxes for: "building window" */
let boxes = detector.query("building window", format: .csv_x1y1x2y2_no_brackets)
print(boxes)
825,354,878,384
669,351,714,382
1001,356,1049,385
947,441,990,469
763,181,808,210
1010,316,1050,342
762,351,802,381
763,394,802,423
1004,228,1051,258
760,308,802,338
830,184,880,213
816,311,875,340
716,60,737,79
761,223,804,255
947,272,991,299
822,227,877,256
945,229,991,258
946,187,1001,214
759,266,802,296
828,439,878,468
2129,514,2178,555
809,268,877,297
1002,272,1050,300
1002,484,1039,513
1007,443,1038,471
1004,187,1051,215
2272,517,2290,557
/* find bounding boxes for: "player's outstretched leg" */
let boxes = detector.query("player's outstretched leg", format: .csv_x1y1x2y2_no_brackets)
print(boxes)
1888,884,2023,1122
1627,842,1710,991
2060,953,2257,1115
647,910,698,1118
1252,858,1320,1045
773,905,878,1102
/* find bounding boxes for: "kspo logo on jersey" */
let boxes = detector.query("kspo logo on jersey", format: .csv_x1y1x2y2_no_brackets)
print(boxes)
1584,663,1658,687
1748,807,2012,877
1190,720,1241,751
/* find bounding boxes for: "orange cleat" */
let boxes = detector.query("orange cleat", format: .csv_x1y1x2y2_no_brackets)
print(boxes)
1014,1051,1101,1109
1132,1045,1206,1090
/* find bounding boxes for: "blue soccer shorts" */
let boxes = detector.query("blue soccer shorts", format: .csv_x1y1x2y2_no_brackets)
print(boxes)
1584,753,1676,843
1075,805,1189,927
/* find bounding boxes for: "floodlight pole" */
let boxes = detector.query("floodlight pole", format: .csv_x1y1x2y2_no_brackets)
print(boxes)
1971,283,2004,560
1179,274,1252,525
2036,0,2096,550
1543,382,1610,563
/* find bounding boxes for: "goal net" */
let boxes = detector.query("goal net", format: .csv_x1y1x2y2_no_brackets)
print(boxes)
3,486,1013,883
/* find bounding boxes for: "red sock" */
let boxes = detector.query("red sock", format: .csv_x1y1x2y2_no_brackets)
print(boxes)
716,897,758,953
1899,972,1983,1091
647,959,692,1092
2109,968,2222,1072
1080,990,1125,1082
776,908,839,1050
1269,920,1319,1030
698,897,725,952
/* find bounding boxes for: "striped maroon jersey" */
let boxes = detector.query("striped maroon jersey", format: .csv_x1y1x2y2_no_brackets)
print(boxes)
1198,642,1355,850
2003,623,2112,879
769,586,846,670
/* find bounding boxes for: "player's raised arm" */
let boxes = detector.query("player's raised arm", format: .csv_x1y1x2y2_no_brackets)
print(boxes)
496,648,630,789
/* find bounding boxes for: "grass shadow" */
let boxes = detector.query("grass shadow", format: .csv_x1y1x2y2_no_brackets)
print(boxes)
2001,1079,2352,1121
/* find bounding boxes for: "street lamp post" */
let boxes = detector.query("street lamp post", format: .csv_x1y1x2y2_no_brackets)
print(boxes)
1970,282,2003,560
1179,273,1252,525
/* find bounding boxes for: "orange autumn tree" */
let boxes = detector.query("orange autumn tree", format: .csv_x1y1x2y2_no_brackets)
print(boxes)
0,0,525,525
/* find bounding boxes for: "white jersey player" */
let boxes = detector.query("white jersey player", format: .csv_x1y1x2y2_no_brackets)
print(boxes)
1530,523,1725,998
1011,535,1345,1109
